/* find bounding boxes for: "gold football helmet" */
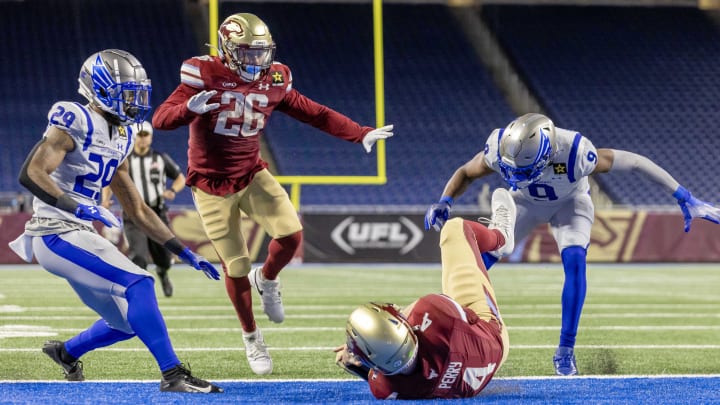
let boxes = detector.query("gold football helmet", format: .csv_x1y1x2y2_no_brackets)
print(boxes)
218,13,276,82
498,113,556,190
345,303,418,375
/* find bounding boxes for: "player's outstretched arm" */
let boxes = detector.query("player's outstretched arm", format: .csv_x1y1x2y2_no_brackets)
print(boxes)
596,148,720,232
425,151,494,231
110,161,220,279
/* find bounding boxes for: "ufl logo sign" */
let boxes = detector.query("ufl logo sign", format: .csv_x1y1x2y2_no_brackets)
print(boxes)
330,216,423,255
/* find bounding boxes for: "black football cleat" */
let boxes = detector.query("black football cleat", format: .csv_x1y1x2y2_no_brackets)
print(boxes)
160,364,223,393
42,340,84,381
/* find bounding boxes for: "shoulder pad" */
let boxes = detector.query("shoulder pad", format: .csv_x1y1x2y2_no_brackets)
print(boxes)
46,101,92,144
483,129,502,170
269,62,293,92
180,56,210,89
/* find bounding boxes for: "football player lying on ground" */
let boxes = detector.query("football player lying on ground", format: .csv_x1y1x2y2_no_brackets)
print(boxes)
9,49,222,393
334,188,516,399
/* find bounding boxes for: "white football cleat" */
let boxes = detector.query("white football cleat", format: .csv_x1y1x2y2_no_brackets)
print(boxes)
488,188,517,257
249,267,285,323
242,329,273,375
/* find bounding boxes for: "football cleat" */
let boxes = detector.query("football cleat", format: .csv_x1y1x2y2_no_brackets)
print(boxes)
553,346,579,376
249,267,284,323
242,329,273,375
487,188,517,257
42,340,84,381
160,364,223,393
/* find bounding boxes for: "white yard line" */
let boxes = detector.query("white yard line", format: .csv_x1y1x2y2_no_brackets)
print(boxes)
2,312,718,321
3,344,720,352
3,303,720,312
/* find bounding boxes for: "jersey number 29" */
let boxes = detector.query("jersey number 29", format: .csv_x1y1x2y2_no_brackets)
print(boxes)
74,153,118,200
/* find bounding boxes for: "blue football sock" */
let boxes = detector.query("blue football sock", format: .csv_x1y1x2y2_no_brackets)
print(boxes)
559,246,587,348
65,319,134,360
481,252,499,270
125,277,180,372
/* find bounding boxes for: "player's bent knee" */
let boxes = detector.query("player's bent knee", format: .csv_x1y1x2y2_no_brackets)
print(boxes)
557,232,590,252
561,246,587,271
440,218,464,244
226,256,252,278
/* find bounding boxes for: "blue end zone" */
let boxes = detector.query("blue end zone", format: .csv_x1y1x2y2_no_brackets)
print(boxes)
2,377,719,404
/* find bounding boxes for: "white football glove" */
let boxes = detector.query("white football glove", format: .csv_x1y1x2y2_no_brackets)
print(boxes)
362,124,394,153
187,90,220,115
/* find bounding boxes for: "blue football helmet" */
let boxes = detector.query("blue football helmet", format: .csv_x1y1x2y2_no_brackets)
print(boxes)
78,49,152,125
497,113,556,190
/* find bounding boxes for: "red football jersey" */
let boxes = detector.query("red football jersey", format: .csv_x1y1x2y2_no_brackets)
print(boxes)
153,56,373,196
368,294,504,399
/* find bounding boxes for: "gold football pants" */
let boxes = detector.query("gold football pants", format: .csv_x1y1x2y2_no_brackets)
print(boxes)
192,169,302,278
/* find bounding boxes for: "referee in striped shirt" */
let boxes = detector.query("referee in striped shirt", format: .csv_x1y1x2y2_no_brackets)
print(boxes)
102,121,185,297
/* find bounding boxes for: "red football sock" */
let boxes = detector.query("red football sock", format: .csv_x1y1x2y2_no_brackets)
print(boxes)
263,231,302,280
465,221,505,253
224,271,255,333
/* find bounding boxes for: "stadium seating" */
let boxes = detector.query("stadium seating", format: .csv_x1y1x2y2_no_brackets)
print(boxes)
220,2,514,206
3,2,718,208
0,0,197,203
482,5,720,206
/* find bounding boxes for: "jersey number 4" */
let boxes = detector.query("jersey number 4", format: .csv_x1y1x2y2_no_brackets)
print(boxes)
214,91,268,137
464,363,496,390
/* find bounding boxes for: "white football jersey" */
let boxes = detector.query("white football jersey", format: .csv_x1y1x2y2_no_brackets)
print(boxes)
484,127,598,204
32,101,135,224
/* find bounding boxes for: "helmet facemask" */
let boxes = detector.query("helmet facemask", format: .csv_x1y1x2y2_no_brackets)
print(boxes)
498,114,555,190
345,303,419,375
218,13,276,82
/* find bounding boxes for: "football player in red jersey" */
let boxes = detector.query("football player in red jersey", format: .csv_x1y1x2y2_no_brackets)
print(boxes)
153,13,394,375
334,189,515,399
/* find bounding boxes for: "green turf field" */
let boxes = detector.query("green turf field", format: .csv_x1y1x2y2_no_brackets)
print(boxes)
1,263,718,381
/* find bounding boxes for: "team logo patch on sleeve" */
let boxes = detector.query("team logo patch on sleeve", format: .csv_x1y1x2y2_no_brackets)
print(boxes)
271,71,284,86
553,163,568,174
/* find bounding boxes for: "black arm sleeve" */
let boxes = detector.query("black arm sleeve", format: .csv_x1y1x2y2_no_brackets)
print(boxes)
18,139,78,214
19,140,58,206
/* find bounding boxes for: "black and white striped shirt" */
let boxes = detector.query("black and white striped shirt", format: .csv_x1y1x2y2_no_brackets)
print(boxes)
127,148,181,210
